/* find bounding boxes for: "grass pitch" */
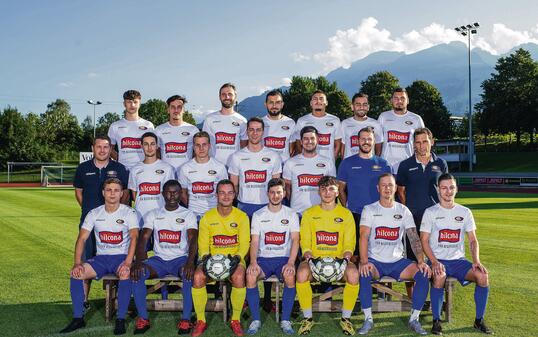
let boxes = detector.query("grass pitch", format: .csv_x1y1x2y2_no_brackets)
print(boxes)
0,188,537,337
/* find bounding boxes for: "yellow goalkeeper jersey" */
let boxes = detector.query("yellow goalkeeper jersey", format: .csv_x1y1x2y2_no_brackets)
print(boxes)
300,204,356,258
198,207,250,261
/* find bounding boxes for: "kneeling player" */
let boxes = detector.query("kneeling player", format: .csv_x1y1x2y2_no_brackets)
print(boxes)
60,178,139,335
421,173,493,335
191,179,250,336
246,178,300,335
296,176,359,335
130,180,198,334
358,173,431,335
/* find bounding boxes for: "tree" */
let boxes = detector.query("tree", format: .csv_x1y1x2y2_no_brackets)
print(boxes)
183,110,197,126
139,99,168,126
40,99,82,154
406,80,453,139
80,116,94,151
359,71,400,118
95,112,121,138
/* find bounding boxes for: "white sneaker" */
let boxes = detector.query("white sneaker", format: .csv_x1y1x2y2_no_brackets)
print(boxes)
280,320,294,335
247,320,261,335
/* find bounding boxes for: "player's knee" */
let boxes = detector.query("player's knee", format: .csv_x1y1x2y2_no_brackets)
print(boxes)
475,271,489,287
193,268,207,288
230,268,245,287
432,273,446,288
283,274,295,288
344,265,359,285
296,262,310,283
246,273,258,288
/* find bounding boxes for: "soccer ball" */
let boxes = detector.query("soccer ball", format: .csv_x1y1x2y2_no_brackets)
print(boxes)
205,254,232,281
310,257,346,283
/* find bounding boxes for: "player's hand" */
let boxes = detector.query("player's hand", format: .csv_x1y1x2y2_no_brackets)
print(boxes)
183,262,195,281
117,261,131,279
130,261,146,281
359,262,374,278
282,262,296,277
201,254,211,275
247,262,260,276
303,251,313,261
417,262,432,278
472,262,488,274
431,261,445,276
228,254,241,275
71,263,85,279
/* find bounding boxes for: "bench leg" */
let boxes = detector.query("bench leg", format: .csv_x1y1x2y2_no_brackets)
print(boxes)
222,283,228,322
444,282,454,323
104,280,114,322
275,282,280,322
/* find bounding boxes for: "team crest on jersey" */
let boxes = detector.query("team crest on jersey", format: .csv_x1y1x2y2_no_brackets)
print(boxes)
165,142,187,153
454,216,464,222
317,133,331,146
298,174,323,187
375,226,399,241
208,170,217,175
121,137,142,149
316,163,326,167
281,125,290,130
139,182,161,195
245,170,267,183
176,218,185,223
393,214,403,220
261,157,271,162
116,219,124,224
159,230,181,244
107,171,117,177
99,231,123,244
404,121,413,125
431,165,440,172
213,234,238,246
281,219,289,224
316,231,339,245
264,137,286,149
387,130,410,144
155,169,164,175
230,222,238,228
326,122,334,127
334,217,343,223
438,229,461,243
139,126,148,130
265,232,286,245
215,132,236,145
350,135,359,147
192,181,214,194
372,165,381,171
232,121,240,126
181,131,190,136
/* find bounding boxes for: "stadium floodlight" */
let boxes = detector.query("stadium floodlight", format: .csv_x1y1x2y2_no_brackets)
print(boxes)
454,22,480,172
87,100,103,140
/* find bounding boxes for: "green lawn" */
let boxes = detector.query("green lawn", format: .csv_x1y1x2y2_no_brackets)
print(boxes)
0,188,537,336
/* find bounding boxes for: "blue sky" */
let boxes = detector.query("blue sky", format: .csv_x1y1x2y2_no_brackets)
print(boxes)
2,0,538,123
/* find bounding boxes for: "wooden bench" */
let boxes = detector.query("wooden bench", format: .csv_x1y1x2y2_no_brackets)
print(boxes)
262,276,281,322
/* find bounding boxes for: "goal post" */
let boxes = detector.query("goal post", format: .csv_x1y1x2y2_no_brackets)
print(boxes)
40,165,77,187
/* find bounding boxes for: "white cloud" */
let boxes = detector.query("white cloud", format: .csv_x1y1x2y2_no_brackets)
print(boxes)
488,23,538,54
280,77,292,87
59,82,74,87
291,52,310,62
87,72,98,78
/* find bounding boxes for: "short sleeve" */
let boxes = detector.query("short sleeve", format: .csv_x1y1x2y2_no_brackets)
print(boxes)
73,165,84,189
119,164,129,189
282,161,292,180
333,119,342,140
373,121,384,143
290,211,300,232
81,210,95,231
250,212,261,235
239,122,248,141
107,124,117,145
128,169,137,191
178,165,189,189
227,153,240,176
272,155,282,175
403,206,415,230
337,159,349,183
464,208,477,232
186,210,198,231
359,206,372,228
142,210,155,230
420,209,433,233
396,161,409,186
327,160,337,177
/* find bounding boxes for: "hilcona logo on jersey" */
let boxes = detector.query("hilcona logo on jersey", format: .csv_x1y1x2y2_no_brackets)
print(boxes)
318,133,330,146
265,231,286,245
375,226,400,241
350,135,359,147
121,137,142,149
215,132,236,145
264,137,286,149
298,174,323,187
438,228,461,243
387,131,410,144
165,142,187,153
139,182,161,195
213,234,238,246
99,231,123,244
192,181,214,194
316,231,339,245
245,170,267,183
158,230,181,244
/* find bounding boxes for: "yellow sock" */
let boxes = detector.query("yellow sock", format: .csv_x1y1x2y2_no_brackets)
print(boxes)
192,286,208,322
231,287,246,321
342,282,359,313
296,280,313,311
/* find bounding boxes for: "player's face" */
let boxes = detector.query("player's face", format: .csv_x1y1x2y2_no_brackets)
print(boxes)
414,133,433,157
163,184,181,205
102,182,123,204
391,92,408,112
220,87,236,109
217,184,236,207
168,99,184,121
268,185,285,206
310,93,328,113
358,131,374,154
377,176,396,200
92,139,111,161
438,179,457,203
352,97,369,117
265,94,284,117
123,98,141,115
319,184,339,204
247,121,264,145
193,137,210,159
301,132,318,154
142,136,158,158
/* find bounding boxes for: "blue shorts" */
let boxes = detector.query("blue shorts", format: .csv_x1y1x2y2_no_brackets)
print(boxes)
87,254,126,279
145,255,188,278
258,256,289,281
369,257,414,281
434,258,473,286
238,201,266,218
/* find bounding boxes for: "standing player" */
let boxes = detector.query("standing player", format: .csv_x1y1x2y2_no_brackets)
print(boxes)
228,117,282,218
191,180,250,337
60,178,139,335
292,90,342,161
420,174,493,335
340,93,383,159
357,173,431,335
131,180,198,334
178,131,228,220
202,83,248,166
262,90,296,161
245,178,300,335
283,126,336,214
295,176,358,335
155,95,200,170
108,90,155,171
378,88,424,173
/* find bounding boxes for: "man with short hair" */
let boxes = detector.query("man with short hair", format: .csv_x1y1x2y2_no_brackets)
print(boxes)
420,174,493,335
202,83,248,166
60,178,139,335
292,90,342,161
340,93,383,159
108,90,155,170
262,90,296,161
357,173,431,335
191,180,250,337
245,178,300,335
155,95,200,170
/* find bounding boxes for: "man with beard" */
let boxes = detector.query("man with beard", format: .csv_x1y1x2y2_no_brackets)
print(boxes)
340,93,383,159
262,90,296,161
202,83,248,166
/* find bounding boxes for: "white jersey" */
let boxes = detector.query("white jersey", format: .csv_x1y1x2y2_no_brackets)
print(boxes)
262,115,296,162
360,201,415,263
340,116,384,159
128,160,176,220
202,111,247,165
292,113,342,161
378,110,424,173
155,122,199,170
108,118,155,170
420,203,476,261
143,206,198,261
282,154,336,213
82,204,139,255
228,147,282,204
251,205,300,258
178,158,228,216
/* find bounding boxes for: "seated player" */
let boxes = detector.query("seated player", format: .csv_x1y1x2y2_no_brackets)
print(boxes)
130,180,198,334
60,178,139,335
420,173,493,335
357,173,431,335
296,176,359,335
191,179,250,336
245,178,300,335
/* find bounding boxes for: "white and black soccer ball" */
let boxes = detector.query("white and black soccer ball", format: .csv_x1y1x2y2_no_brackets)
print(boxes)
310,257,346,283
205,254,232,281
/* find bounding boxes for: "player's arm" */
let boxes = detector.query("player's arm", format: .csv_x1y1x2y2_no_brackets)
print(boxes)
374,143,382,156
397,186,406,204
237,215,251,260
120,188,130,205
406,227,430,276
294,140,302,155
338,181,347,206
467,230,487,273
71,228,91,279
284,179,292,202
184,228,198,280
240,140,248,148
118,228,139,278
131,228,152,280
289,142,297,157
334,138,342,160
110,148,118,161
248,234,260,275
180,188,189,207
131,190,137,202
229,174,239,195
358,225,373,277
420,231,444,275
299,215,312,260
75,188,83,207
342,213,356,260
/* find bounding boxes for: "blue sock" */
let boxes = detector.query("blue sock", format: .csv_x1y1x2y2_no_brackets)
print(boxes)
431,287,444,320
117,280,132,319
412,272,429,311
133,271,150,319
246,287,261,321
281,286,296,321
474,285,489,320
70,278,85,318
161,284,169,300
359,274,373,310
182,280,193,320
